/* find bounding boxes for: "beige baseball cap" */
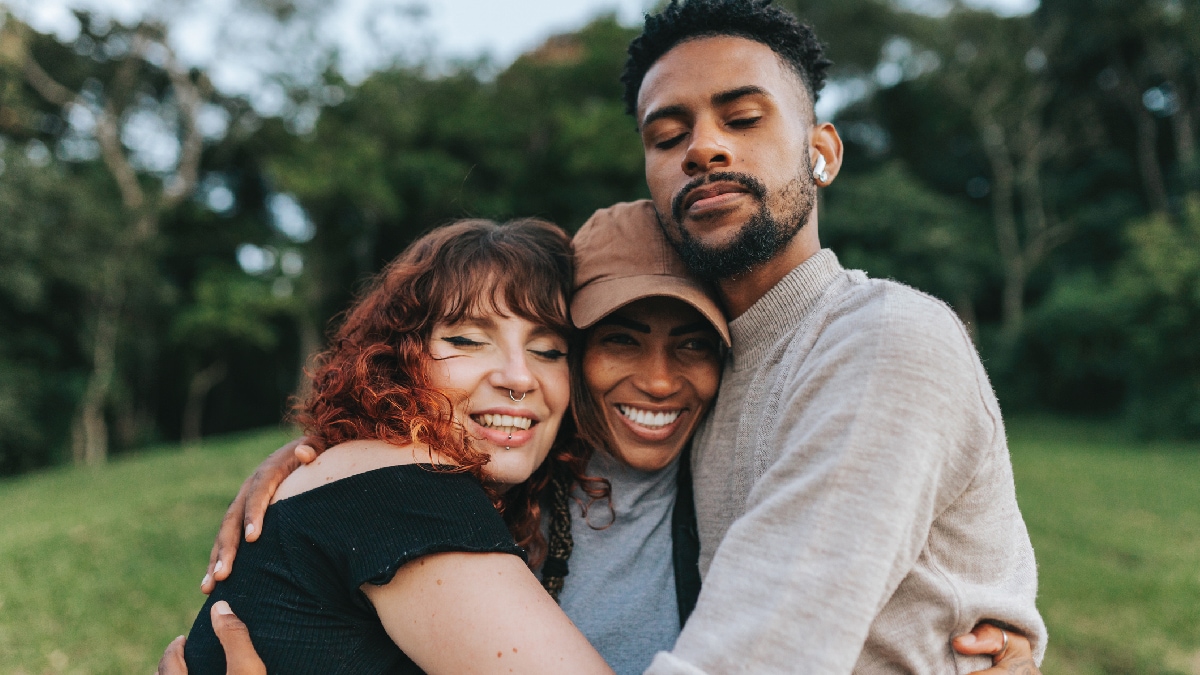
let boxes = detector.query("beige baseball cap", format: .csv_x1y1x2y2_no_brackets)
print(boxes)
571,200,730,346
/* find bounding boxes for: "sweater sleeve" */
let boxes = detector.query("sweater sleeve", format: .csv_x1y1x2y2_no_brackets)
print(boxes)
647,286,1041,674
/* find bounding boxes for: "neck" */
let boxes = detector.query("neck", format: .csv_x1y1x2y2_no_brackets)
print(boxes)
716,212,821,319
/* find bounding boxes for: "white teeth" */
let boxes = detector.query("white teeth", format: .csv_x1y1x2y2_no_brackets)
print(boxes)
617,405,681,429
473,414,532,432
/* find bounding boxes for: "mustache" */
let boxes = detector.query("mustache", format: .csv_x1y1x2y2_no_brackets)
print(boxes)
671,172,768,224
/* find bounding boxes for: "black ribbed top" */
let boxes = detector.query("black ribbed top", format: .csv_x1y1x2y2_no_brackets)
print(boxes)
184,464,525,674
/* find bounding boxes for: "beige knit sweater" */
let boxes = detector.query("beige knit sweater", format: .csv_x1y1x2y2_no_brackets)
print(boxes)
646,250,1046,674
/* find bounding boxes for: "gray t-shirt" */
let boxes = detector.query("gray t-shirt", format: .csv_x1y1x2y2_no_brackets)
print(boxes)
557,449,681,675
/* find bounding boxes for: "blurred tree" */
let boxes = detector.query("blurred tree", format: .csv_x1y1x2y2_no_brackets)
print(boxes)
1041,0,1200,214
261,16,645,363
1,14,213,464
913,10,1073,339
170,266,297,447
1117,194,1200,436
0,141,119,472
4,0,1200,465
821,162,993,338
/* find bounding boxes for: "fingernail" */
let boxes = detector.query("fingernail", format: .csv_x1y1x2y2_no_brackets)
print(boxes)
245,523,256,537
201,574,211,589
958,633,976,645
214,600,232,615
214,560,224,574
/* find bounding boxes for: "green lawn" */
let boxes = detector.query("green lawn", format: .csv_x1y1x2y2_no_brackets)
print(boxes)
0,428,294,675
0,420,1197,674
1008,418,1200,675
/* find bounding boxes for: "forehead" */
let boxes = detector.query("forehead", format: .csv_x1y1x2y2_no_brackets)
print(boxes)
636,35,809,122
611,297,709,327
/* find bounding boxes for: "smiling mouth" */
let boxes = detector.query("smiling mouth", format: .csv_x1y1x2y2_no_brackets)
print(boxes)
616,404,682,429
470,414,533,436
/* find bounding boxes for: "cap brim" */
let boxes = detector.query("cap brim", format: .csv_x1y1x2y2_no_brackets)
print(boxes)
571,274,731,346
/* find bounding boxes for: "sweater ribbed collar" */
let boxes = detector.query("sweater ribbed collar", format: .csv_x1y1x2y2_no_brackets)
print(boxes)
728,248,844,371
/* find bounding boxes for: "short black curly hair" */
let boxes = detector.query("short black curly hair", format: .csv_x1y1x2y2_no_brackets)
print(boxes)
621,0,832,119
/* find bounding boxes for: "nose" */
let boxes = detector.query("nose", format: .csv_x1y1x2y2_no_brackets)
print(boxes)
682,117,732,176
634,347,681,399
489,344,536,397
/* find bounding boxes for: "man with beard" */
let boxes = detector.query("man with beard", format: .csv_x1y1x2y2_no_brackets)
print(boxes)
166,1,1046,673
628,1,1045,673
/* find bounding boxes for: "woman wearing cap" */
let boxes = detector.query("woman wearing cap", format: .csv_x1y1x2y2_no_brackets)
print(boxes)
536,200,728,674
166,204,1032,675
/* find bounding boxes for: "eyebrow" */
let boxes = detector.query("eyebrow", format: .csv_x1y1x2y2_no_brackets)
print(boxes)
641,85,771,129
669,321,714,336
641,104,689,130
595,315,651,333
712,85,769,106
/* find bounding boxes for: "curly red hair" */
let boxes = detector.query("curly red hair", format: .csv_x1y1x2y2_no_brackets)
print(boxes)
292,218,605,566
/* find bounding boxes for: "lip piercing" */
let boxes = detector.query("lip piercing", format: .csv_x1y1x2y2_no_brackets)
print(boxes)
509,389,526,402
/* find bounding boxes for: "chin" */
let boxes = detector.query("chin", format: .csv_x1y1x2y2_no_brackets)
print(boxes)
484,454,543,487
615,442,686,473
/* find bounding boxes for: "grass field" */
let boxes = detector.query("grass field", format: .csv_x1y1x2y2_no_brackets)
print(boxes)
0,419,1198,674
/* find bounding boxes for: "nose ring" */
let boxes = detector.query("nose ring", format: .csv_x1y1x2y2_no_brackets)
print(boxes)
509,389,526,402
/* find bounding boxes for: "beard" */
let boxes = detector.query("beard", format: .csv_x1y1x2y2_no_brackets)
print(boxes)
659,162,816,281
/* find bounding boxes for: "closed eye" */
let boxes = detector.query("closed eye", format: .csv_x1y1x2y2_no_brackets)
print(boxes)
441,336,483,347
530,348,568,360
728,116,760,129
656,133,687,150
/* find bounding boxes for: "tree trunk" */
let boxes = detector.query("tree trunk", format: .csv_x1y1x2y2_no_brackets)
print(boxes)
295,313,322,401
182,360,229,449
1129,99,1171,214
71,272,125,466
1173,104,1195,173
978,118,1026,337
953,292,979,345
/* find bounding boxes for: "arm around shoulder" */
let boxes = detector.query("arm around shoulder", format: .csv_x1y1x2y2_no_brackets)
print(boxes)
660,285,1012,674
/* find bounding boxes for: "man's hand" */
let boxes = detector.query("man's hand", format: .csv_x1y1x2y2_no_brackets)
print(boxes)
954,623,1040,675
201,438,318,594
155,602,268,675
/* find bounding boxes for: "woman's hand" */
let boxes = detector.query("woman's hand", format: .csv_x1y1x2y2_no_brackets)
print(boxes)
200,438,319,594
954,623,1040,675
156,602,267,675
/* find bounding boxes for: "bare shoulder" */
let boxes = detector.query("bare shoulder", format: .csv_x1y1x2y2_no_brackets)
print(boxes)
270,440,447,503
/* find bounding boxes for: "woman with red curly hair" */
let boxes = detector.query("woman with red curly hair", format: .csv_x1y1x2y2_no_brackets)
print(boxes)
182,218,614,674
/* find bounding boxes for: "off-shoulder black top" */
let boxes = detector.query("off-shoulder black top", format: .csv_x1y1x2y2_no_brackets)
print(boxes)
184,464,524,674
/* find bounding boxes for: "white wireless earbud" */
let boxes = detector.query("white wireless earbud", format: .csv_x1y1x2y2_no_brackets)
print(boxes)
813,154,829,183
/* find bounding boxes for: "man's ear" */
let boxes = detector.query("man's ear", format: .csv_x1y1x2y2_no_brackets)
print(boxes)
810,122,844,186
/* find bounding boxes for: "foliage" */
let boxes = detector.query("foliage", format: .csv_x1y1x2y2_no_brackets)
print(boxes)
821,161,993,319
2,0,1200,473
1117,196,1200,436
0,143,119,472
